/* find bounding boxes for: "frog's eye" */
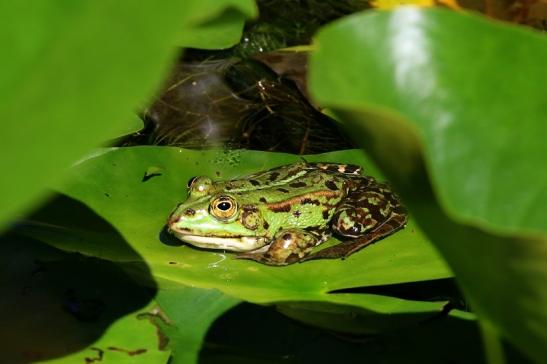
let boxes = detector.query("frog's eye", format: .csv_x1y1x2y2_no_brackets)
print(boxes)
188,176,213,195
187,176,198,189
210,195,238,220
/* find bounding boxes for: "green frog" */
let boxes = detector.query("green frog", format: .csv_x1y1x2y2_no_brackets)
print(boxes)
167,162,407,266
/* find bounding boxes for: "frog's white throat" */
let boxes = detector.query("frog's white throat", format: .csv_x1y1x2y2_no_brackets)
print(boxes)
176,234,266,252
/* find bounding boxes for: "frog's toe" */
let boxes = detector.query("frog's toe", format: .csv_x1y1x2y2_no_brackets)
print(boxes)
234,246,269,262
235,251,292,266
299,244,351,262
301,236,378,262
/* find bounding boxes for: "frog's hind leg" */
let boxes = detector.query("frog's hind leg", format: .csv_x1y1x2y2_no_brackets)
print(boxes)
302,184,407,262
236,229,327,266
302,213,407,261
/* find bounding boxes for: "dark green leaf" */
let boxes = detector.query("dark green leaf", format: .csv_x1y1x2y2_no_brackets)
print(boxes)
0,235,160,363
154,287,240,364
201,303,486,364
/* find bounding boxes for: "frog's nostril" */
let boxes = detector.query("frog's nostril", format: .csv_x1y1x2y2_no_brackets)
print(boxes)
185,208,195,216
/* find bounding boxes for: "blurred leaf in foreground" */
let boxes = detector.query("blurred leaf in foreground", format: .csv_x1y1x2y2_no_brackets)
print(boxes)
0,0,255,231
310,7,547,362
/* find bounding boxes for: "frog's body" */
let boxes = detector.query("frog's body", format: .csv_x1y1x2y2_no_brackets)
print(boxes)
167,162,407,265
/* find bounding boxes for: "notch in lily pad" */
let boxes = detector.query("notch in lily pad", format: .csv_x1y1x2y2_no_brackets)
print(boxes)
142,166,163,182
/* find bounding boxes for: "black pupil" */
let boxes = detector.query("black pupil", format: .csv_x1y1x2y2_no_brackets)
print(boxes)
217,201,231,211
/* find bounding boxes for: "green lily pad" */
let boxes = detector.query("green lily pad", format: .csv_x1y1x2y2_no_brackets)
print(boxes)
51,147,450,294
20,147,452,328
275,293,447,334
309,7,547,362
14,146,462,361
51,286,240,364
43,300,172,364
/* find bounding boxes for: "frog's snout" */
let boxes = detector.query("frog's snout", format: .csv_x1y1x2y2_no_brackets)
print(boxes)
168,207,196,226
167,214,180,227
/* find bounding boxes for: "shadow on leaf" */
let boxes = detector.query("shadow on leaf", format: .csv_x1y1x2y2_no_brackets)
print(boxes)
0,194,157,363
199,302,484,364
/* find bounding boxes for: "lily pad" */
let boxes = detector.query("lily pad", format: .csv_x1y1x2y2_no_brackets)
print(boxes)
42,301,172,364
309,7,547,362
20,147,452,327
52,286,240,364
13,145,461,361
53,147,449,292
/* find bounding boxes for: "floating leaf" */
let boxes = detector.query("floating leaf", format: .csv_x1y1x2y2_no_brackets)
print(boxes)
21,147,452,334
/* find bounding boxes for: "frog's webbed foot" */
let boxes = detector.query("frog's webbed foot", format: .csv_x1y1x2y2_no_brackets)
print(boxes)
299,236,374,262
236,229,322,266
301,212,407,262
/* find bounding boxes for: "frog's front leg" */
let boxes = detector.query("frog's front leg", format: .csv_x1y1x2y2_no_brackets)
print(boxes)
236,229,326,266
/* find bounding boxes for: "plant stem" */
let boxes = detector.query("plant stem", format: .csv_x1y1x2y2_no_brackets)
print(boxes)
479,319,506,364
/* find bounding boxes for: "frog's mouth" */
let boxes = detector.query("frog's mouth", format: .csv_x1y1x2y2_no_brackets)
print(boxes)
169,227,267,252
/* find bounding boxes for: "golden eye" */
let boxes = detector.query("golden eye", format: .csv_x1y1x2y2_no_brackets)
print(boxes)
210,195,237,220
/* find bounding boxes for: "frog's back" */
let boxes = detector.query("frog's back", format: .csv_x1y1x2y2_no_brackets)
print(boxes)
219,163,355,196
307,162,362,176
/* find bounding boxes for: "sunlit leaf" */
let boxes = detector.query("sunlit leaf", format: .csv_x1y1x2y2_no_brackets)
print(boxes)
309,7,547,362
58,147,450,291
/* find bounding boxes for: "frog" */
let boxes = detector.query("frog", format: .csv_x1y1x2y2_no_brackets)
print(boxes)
167,162,407,266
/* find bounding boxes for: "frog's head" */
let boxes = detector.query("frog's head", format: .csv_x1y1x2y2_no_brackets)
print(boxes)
167,176,270,252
